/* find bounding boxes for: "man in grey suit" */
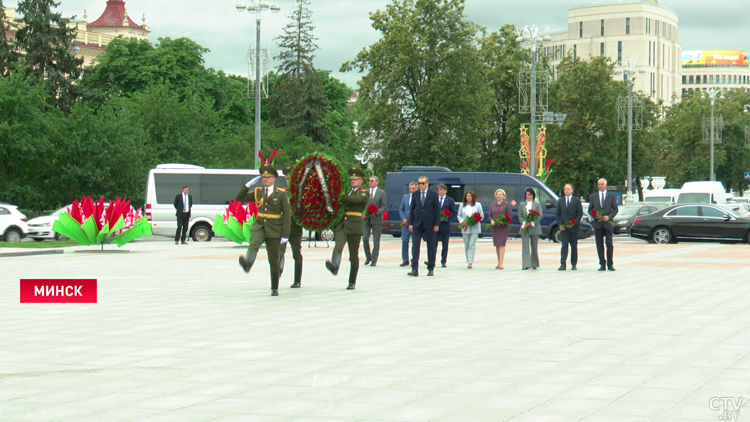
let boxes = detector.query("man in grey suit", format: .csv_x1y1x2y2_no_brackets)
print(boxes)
556,183,583,271
363,175,387,266
588,178,619,271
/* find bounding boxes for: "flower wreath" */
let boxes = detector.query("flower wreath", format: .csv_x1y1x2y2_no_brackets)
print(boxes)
287,152,345,231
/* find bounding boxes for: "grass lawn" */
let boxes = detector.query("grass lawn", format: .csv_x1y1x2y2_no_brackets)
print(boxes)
0,240,79,248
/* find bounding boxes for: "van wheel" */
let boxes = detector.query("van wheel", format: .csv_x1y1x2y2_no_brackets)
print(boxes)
550,227,560,243
191,224,213,242
54,232,68,241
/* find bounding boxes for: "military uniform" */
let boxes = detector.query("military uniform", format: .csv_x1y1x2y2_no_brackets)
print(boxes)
280,166,304,288
326,168,369,290
236,165,291,296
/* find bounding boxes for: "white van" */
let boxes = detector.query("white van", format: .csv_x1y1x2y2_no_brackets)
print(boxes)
145,164,287,241
642,188,679,204
677,181,727,204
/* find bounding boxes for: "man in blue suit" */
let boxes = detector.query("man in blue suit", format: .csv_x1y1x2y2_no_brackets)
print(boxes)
399,182,418,267
408,176,441,277
556,183,583,271
433,183,457,268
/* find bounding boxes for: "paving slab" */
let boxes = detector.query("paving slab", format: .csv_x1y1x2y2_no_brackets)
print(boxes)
1,235,750,421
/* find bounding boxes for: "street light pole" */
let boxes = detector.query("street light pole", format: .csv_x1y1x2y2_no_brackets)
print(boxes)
615,60,645,201
702,88,724,182
517,25,550,179
236,1,280,169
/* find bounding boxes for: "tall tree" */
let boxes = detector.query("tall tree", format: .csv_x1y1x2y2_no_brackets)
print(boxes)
268,0,329,144
13,0,82,110
0,0,19,76
342,0,492,171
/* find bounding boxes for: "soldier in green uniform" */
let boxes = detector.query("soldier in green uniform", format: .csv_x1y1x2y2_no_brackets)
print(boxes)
325,167,369,290
236,164,291,296
280,166,304,288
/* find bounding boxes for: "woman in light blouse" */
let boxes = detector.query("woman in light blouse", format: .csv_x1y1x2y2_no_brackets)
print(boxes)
519,188,542,270
457,190,484,268
489,189,512,269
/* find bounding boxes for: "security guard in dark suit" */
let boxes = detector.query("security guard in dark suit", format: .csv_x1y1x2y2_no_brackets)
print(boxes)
280,166,304,288
326,167,369,290
236,164,291,296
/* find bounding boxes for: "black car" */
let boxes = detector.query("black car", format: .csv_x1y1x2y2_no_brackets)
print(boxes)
630,204,750,244
613,205,660,234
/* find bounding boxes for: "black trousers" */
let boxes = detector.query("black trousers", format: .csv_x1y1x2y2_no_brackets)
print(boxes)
175,215,190,242
594,226,614,267
412,224,437,271
560,228,579,266
434,225,450,264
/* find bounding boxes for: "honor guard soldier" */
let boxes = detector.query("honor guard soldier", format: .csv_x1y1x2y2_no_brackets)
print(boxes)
236,164,291,296
281,166,304,288
325,167,369,290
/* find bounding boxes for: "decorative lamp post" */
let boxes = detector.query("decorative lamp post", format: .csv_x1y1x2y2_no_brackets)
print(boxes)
615,60,645,203
701,88,724,181
236,1,281,169
516,25,551,179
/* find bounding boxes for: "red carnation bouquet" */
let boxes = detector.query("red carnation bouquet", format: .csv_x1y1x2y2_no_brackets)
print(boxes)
521,209,540,235
364,204,379,219
459,212,483,232
562,218,577,229
441,208,452,222
590,209,615,226
485,213,511,231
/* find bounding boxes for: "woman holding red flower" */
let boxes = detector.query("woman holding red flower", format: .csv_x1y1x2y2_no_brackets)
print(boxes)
520,188,543,270
457,190,484,268
489,189,512,269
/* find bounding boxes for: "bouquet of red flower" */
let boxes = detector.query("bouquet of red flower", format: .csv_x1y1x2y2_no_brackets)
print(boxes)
441,208,452,222
459,212,483,232
590,209,615,226
484,213,511,231
211,200,259,244
364,204,379,219
562,219,577,229
521,209,540,235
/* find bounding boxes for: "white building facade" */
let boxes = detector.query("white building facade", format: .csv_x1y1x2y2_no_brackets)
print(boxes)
681,50,750,95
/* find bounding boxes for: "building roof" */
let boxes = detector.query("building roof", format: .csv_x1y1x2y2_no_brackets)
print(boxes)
88,0,147,31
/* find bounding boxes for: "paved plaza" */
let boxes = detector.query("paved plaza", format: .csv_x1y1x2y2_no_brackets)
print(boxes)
1,234,749,422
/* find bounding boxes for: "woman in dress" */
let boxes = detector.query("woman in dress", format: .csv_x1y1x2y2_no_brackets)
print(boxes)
489,189,512,269
519,188,542,270
457,190,484,269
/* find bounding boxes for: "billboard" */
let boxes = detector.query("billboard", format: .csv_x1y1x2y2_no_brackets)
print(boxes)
682,50,749,66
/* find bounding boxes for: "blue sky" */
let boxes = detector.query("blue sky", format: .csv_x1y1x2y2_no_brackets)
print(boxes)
7,0,748,89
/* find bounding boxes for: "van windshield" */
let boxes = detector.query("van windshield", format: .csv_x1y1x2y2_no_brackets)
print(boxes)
678,193,710,204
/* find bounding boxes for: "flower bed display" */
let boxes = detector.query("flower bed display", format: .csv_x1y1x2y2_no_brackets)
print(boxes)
211,200,259,244
51,196,152,247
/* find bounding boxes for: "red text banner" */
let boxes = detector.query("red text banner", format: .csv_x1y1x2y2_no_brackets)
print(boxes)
20,279,97,303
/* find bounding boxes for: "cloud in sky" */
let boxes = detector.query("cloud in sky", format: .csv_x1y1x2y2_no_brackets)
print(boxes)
8,0,750,89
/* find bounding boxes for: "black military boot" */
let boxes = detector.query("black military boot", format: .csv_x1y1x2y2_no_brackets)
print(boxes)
271,271,280,296
326,251,341,276
290,261,302,288
239,250,257,273
347,266,358,290
278,254,286,278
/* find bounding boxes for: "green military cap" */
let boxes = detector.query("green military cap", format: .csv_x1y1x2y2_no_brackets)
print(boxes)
260,164,278,177
348,167,366,180
282,166,293,176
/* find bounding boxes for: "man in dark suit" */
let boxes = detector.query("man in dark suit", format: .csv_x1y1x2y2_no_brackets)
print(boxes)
398,182,418,267
408,176,441,277
173,186,192,245
556,183,583,271
588,178,619,271
434,183,457,268
363,175,387,266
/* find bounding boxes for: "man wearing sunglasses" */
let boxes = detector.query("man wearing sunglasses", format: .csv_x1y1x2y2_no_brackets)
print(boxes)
407,176,441,277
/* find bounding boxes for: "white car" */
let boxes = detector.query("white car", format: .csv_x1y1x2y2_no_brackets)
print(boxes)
0,203,30,243
27,205,70,241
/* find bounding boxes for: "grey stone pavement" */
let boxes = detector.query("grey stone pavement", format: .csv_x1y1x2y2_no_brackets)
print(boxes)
1,234,750,422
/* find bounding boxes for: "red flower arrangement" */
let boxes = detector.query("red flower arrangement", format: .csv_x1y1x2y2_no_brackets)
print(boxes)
562,218,577,229
590,209,615,226
441,208,452,222
287,153,345,231
485,213,511,231
364,204,379,218
459,212,483,232
522,209,540,235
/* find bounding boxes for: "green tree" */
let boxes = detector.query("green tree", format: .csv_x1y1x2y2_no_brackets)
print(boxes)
342,0,492,171
0,0,19,76
13,0,83,110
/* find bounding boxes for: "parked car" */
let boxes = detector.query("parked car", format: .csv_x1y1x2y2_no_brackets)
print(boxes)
0,203,30,243
613,204,660,234
630,204,750,244
27,205,70,241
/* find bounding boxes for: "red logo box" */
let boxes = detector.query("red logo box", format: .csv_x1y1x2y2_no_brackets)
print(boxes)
20,279,97,303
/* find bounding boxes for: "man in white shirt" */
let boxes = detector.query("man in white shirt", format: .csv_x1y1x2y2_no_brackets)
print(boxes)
173,186,192,245
363,175,387,266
